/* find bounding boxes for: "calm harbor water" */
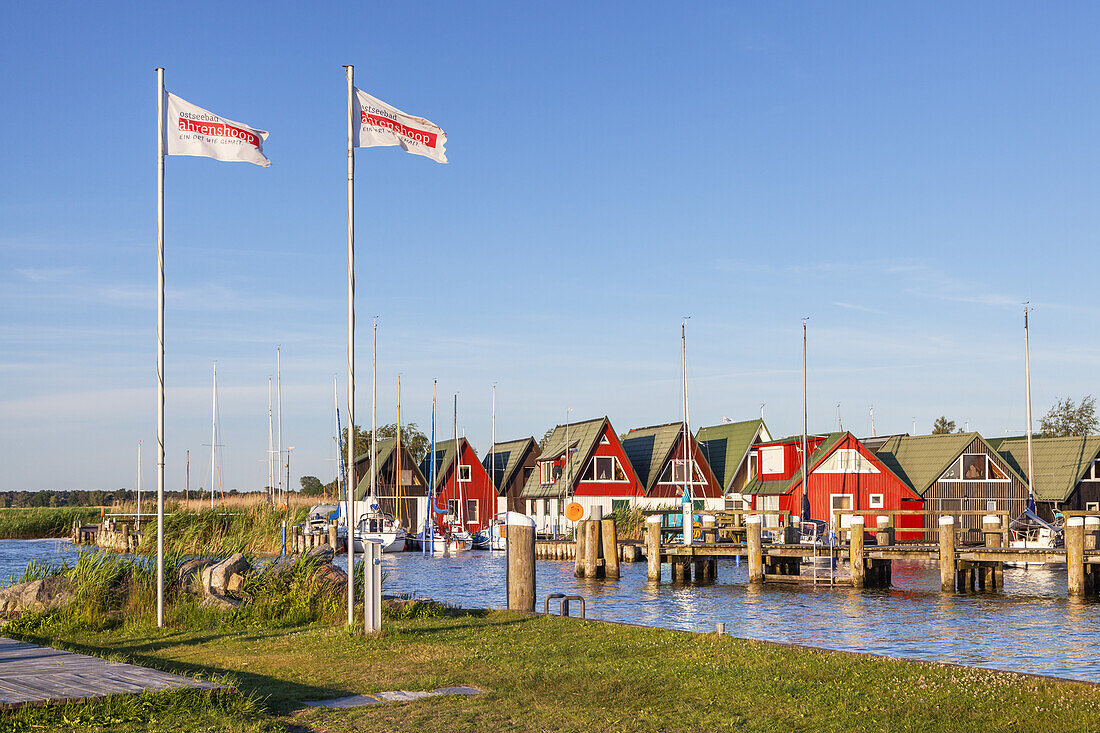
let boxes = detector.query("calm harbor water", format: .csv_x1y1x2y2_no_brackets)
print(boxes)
3,539,1098,683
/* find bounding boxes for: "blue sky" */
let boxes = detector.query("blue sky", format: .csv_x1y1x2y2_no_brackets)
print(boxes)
2,2,1098,491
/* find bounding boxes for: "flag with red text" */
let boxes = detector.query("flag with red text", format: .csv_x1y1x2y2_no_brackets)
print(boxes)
354,89,447,163
165,92,270,167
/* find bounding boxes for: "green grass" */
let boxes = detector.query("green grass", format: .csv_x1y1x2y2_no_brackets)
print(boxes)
4,611,1100,732
0,506,102,539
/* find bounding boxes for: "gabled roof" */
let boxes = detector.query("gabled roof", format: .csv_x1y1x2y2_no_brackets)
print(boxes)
418,437,468,491
621,423,684,493
520,417,609,499
353,437,427,499
696,419,770,490
873,433,1027,496
997,435,1100,502
745,432,849,496
482,437,538,491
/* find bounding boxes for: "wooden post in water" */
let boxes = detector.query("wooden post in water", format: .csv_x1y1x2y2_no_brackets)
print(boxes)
507,512,536,612
646,515,662,582
747,515,763,585
328,523,337,549
702,514,716,544
875,516,893,546
939,516,955,592
584,518,601,578
1067,517,1085,598
849,516,865,588
983,515,1001,591
601,518,619,579
574,521,587,578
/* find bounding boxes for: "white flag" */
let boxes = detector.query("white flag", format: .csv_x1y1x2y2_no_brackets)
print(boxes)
354,89,447,164
165,92,270,167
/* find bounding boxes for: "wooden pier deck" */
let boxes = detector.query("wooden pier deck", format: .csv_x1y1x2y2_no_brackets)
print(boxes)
0,637,227,710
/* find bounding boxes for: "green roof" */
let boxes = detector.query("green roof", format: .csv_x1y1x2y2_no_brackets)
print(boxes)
744,432,849,496
621,423,684,493
997,435,1100,502
873,432,1026,496
353,437,427,500
482,437,538,492
419,437,464,491
695,419,770,490
520,417,609,499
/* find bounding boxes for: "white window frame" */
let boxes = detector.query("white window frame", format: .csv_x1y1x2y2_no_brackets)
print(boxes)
580,455,628,483
447,499,460,518
658,459,708,486
1084,459,1100,481
457,464,472,482
760,446,784,474
539,460,561,486
816,449,880,474
1085,501,1100,511
600,435,610,445
465,498,478,524
940,454,1010,482
868,493,884,509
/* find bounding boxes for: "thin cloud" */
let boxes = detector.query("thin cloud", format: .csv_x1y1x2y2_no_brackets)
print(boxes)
14,267,77,282
833,301,885,315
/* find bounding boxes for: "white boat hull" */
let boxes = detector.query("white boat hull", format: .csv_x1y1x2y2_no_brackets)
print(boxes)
353,530,406,553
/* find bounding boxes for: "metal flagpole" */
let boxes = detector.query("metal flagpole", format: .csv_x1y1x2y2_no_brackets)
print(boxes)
344,64,356,627
210,362,217,510
155,66,166,628
427,379,436,554
801,319,808,520
371,319,377,507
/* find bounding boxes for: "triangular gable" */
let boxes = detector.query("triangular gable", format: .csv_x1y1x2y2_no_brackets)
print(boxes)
520,417,643,498
783,432,921,500
621,423,682,492
696,419,771,491
353,437,428,500
997,435,1100,502
875,433,1027,496
420,437,487,492
483,437,538,492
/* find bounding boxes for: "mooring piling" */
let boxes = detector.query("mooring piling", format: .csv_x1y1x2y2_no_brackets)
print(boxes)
746,515,763,585
646,515,662,581
507,511,536,612
939,516,955,592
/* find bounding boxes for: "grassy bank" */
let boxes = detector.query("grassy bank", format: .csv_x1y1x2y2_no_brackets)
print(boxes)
0,506,102,539
4,608,1100,732
131,505,311,557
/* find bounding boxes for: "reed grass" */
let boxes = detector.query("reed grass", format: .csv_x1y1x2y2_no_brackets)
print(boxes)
609,505,647,540
132,505,311,557
0,506,102,539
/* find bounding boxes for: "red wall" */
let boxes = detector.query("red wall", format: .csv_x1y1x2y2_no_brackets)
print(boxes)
433,440,497,531
572,423,645,498
762,435,924,533
756,437,826,482
648,431,724,499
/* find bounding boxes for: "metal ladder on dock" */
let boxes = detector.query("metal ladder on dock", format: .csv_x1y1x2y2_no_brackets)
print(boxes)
810,531,837,586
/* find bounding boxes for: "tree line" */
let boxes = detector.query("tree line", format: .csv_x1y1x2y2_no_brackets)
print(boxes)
932,395,1096,436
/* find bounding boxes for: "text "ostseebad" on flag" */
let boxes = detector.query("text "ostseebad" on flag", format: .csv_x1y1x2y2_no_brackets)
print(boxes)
165,92,270,167
354,89,447,164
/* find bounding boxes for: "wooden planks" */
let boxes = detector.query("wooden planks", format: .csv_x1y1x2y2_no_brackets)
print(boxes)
0,636,227,710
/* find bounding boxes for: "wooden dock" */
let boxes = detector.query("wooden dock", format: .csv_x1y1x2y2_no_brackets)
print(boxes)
0,637,227,710
645,510,1100,596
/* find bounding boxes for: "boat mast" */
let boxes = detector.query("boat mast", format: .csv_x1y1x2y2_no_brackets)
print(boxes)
1024,305,1035,504
682,321,690,502
869,405,876,438
428,379,436,550
454,393,462,530
210,361,217,510
136,440,142,531
395,375,401,503
331,375,341,503
490,384,497,498
370,318,377,507
801,319,808,520
268,377,275,505
276,346,283,506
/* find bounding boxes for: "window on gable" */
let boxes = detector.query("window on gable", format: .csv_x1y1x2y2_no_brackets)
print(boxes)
1085,459,1100,481
942,454,1008,482
581,456,626,482
539,460,562,486
466,499,478,523
600,435,610,445
658,459,707,485
458,464,472,482
869,494,884,508
816,449,880,474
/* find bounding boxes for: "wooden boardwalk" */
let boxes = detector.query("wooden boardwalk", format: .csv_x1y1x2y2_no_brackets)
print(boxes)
0,636,227,710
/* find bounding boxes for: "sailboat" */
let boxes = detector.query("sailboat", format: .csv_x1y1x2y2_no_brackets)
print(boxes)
348,322,406,553
445,393,473,552
473,384,504,551
418,379,448,553
1008,306,1064,566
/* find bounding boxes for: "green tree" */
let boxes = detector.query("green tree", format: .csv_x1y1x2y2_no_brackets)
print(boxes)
341,423,430,464
299,476,325,496
931,416,961,434
1039,396,1098,437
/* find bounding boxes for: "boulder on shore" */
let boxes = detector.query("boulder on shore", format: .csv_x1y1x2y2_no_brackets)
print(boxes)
201,593,242,610
314,562,347,590
305,544,335,563
177,558,217,591
200,553,250,597
0,576,74,617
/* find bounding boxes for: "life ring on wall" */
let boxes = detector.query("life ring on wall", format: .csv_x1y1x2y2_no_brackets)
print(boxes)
565,502,584,522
